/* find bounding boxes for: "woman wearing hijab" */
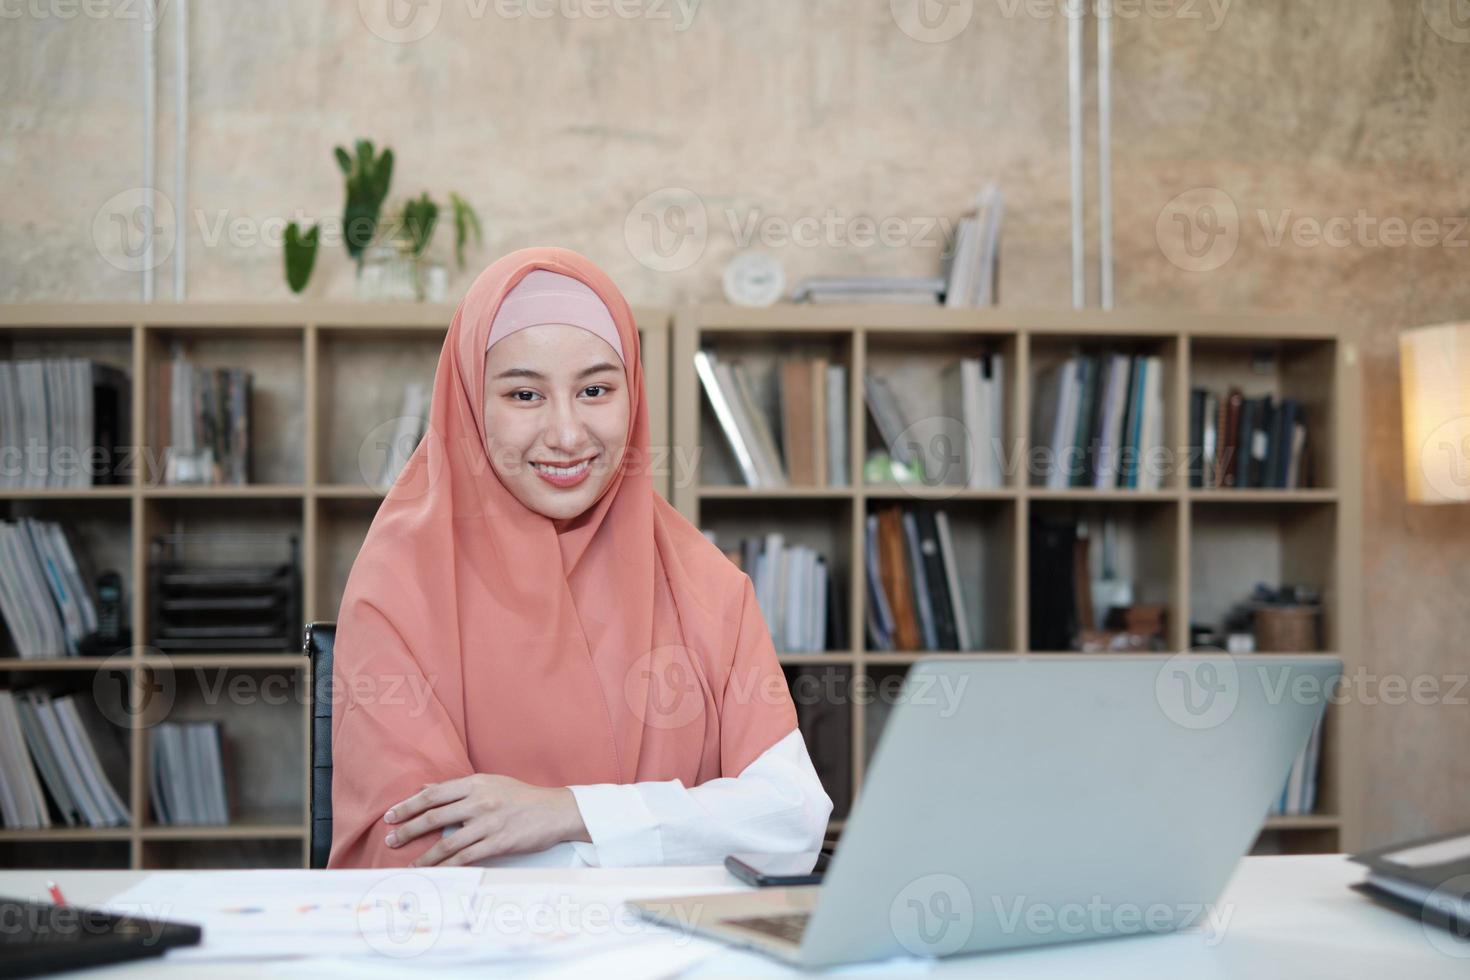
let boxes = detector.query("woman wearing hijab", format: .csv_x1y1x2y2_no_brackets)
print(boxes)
328,246,833,869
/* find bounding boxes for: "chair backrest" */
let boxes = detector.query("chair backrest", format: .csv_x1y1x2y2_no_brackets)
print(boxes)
304,622,336,869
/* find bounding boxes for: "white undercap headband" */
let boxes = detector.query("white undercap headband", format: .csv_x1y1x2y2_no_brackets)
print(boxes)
485,269,624,364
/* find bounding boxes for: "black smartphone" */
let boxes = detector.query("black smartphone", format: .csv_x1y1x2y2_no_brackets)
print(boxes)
724,850,832,887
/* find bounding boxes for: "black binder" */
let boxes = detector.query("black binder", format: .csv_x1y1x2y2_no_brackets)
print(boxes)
1348,829,1470,939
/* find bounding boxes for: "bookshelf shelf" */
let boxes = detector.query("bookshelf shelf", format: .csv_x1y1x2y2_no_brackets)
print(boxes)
0,488,135,501
865,485,1016,501
674,304,1363,855
1027,488,1177,502
1263,814,1341,831
1188,489,1338,504
140,485,308,498
139,816,307,841
0,657,121,671
778,653,856,665
699,486,855,500
0,827,134,842
143,654,305,669
0,302,673,869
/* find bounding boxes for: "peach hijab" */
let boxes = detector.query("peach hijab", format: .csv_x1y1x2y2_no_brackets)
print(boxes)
328,246,797,868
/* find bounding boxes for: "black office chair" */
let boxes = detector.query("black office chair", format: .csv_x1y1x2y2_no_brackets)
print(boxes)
304,622,336,869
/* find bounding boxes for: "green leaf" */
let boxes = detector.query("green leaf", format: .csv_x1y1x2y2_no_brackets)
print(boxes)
402,192,439,258
449,192,483,269
283,221,320,294
338,138,395,263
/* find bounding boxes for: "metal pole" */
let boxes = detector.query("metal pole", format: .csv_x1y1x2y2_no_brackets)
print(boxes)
1068,3,1086,309
174,0,188,301
142,2,156,301
1098,1,1114,310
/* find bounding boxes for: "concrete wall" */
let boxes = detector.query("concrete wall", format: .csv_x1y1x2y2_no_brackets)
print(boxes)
2,0,1467,844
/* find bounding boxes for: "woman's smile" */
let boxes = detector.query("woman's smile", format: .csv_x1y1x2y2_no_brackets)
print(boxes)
531,453,597,487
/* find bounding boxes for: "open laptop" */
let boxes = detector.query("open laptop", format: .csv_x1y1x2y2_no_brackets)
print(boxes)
630,653,1340,969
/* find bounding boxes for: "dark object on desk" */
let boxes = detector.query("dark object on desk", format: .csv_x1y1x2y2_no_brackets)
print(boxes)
1348,828,1470,938
305,621,337,869
0,897,201,978
147,532,300,651
726,850,832,888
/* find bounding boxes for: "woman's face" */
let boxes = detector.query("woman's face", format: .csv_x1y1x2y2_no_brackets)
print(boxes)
481,323,631,522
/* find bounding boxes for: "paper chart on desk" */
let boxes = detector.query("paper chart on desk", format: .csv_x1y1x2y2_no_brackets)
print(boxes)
99,872,732,964
102,868,491,960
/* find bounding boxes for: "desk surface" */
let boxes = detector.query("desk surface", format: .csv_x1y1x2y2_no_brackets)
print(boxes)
2,856,1464,977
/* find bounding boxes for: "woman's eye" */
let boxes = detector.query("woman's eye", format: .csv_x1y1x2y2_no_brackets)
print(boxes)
511,390,540,402
582,385,608,398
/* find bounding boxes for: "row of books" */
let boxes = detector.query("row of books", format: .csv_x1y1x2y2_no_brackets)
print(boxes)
0,518,99,659
695,349,850,488
866,505,975,652
865,356,1007,488
1190,389,1310,489
707,531,845,653
0,358,129,488
0,689,130,829
1270,715,1323,816
150,720,231,826
1032,354,1168,490
154,358,253,485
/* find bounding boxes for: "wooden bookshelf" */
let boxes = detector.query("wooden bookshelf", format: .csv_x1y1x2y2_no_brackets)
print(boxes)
0,301,1364,866
672,304,1364,855
0,303,670,870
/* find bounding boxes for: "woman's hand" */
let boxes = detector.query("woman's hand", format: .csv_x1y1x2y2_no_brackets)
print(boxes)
382,774,590,867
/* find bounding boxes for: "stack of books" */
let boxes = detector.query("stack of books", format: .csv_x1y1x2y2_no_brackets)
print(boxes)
706,531,843,654
150,720,231,826
791,276,945,305
866,505,973,652
0,358,130,488
695,350,849,488
1270,714,1323,816
153,358,253,485
0,689,131,829
1190,388,1310,488
944,183,1004,308
1031,353,1166,490
0,518,99,659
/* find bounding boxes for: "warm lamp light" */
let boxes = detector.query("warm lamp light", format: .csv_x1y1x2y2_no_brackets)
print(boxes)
1400,321,1470,504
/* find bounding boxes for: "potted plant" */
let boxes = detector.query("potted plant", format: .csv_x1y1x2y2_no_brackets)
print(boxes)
281,138,482,301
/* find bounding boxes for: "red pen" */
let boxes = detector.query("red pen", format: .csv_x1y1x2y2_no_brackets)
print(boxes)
46,880,66,905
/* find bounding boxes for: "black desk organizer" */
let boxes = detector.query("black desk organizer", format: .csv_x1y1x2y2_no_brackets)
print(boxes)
147,533,300,652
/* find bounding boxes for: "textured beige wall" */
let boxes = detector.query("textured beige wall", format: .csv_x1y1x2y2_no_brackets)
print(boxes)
3,0,1468,844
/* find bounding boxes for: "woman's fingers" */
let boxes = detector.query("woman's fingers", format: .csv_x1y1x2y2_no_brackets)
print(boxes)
441,835,507,867
386,799,472,849
411,820,487,868
385,777,472,825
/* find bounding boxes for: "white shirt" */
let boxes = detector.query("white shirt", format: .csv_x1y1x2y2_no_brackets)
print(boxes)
466,730,833,868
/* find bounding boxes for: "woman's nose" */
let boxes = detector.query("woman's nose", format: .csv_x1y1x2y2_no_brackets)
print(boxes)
543,398,590,451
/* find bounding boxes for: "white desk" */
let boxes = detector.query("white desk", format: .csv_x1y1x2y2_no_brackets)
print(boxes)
2,856,1464,977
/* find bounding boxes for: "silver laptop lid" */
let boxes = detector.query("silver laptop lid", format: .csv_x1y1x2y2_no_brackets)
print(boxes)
799,654,1340,966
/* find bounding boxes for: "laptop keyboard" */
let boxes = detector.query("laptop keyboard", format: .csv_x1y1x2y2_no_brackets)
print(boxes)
725,912,810,944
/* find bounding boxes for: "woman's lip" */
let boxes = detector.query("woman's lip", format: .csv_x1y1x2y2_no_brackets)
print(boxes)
531,454,597,488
